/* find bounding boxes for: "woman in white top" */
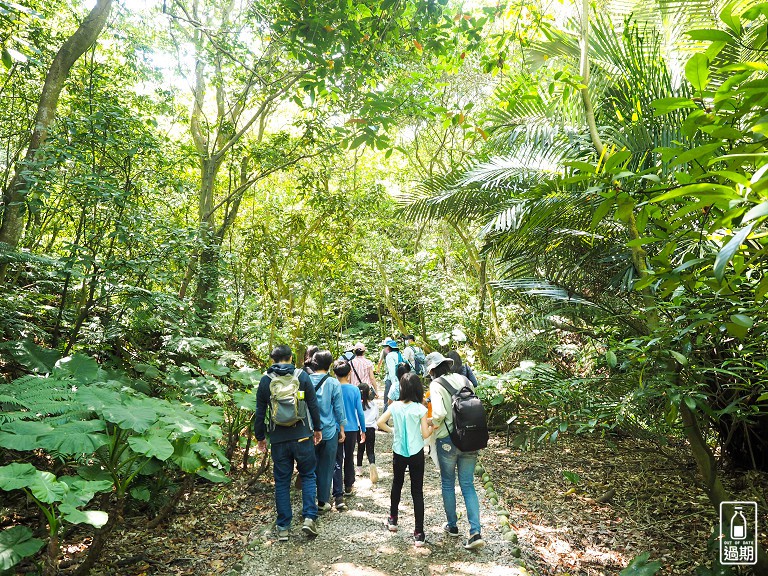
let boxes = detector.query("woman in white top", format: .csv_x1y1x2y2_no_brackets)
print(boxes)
427,351,485,550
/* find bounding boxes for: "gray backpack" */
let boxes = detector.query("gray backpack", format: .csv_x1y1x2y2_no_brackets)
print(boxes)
267,369,306,430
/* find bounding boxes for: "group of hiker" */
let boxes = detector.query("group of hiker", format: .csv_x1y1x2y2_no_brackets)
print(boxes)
253,336,488,550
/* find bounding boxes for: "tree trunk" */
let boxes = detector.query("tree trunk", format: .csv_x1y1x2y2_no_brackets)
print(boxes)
147,475,195,529
43,533,59,576
72,495,124,576
680,402,768,572
0,0,114,280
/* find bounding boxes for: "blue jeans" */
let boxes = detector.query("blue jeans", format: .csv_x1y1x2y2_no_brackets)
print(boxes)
272,438,317,529
436,436,481,535
314,431,338,504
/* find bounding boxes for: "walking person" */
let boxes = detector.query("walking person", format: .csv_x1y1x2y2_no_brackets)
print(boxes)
378,337,398,407
356,382,379,483
426,351,485,549
309,350,346,513
377,372,431,547
303,345,319,374
349,342,377,396
254,345,323,541
447,350,478,387
332,359,366,502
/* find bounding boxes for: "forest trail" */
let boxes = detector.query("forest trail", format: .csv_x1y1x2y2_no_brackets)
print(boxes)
238,424,528,576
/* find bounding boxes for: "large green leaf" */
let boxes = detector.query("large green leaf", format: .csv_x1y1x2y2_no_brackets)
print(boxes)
742,200,768,223
28,471,67,504
77,386,122,412
58,477,113,506
0,463,38,491
229,368,262,388
54,354,101,384
197,359,230,377
232,390,257,410
127,433,174,461
170,442,205,473
102,398,157,434
37,420,108,455
0,526,45,571
196,467,230,483
1,339,61,373
58,505,109,528
713,224,754,282
0,421,55,451
685,53,710,92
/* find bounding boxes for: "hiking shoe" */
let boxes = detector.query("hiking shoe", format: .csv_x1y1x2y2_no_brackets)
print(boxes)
344,485,355,496
334,495,346,510
413,531,426,547
301,517,318,538
464,533,485,550
277,527,289,541
386,516,398,532
317,501,331,514
443,523,460,537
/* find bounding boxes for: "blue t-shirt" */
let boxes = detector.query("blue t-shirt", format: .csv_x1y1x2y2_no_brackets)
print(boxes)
389,401,427,457
309,373,346,440
340,383,365,433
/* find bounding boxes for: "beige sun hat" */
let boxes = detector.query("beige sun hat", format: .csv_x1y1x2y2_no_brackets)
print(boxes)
353,342,367,352
424,351,453,375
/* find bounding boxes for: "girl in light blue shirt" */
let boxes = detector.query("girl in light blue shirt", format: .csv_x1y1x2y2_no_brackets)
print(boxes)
377,372,431,547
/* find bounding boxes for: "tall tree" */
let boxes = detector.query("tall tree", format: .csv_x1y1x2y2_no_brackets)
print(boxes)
0,0,114,280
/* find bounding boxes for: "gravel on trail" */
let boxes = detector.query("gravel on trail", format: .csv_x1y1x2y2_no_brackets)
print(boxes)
237,418,530,576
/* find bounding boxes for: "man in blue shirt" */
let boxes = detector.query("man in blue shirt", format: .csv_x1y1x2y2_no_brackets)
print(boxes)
308,350,347,511
255,345,322,541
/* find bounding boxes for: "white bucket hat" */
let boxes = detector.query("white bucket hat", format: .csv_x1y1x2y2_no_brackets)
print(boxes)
424,351,453,375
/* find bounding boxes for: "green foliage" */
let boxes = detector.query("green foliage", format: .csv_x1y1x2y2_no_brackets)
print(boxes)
620,552,662,576
0,526,45,573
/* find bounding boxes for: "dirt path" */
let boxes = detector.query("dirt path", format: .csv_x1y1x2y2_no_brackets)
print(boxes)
238,424,529,576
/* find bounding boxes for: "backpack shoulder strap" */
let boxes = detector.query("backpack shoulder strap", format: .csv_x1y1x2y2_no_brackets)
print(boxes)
314,373,330,392
348,359,364,382
435,376,459,396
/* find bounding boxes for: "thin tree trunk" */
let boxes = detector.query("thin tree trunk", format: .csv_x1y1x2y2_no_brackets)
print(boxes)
577,0,603,158
72,496,124,576
147,475,195,529
0,0,114,280
680,402,768,572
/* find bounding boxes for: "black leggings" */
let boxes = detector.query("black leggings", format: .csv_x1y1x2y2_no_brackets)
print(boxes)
356,427,376,465
333,431,358,496
390,449,425,533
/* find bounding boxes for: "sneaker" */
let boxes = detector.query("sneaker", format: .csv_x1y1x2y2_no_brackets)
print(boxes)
277,527,289,542
344,485,355,496
464,533,485,550
334,495,346,511
386,516,398,532
317,501,331,514
413,531,426,547
301,517,318,537
443,523,460,537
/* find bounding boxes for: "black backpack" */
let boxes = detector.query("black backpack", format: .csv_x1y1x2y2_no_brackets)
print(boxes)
436,375,488,452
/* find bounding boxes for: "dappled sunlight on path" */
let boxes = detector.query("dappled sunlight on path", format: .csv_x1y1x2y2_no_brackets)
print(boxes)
238,416,530,576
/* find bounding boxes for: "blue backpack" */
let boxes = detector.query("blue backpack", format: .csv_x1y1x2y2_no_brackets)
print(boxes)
411,346,426,375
